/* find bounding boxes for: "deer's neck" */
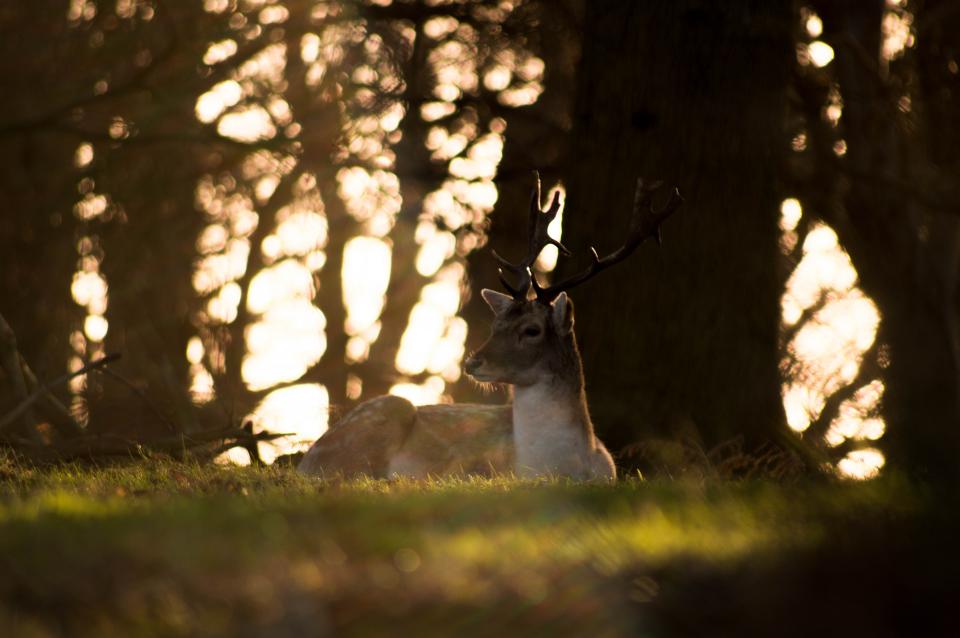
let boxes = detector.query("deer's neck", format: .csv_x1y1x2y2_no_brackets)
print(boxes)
510,342,596,476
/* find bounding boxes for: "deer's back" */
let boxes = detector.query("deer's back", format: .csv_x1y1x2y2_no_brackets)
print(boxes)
389,404,514,478
298,396,513,479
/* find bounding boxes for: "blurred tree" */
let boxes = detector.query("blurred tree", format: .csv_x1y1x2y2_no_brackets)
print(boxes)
0,1,98,369
15,0,954,483
459,0,583,402
799,0,960,482
0,2,310,434
557,1,794,465
0,2,249,432
0,0,562,446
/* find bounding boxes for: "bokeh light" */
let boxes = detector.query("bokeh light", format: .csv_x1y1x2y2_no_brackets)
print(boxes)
779,200,885,479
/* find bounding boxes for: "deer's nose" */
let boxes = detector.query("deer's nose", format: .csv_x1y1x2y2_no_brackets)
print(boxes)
463,355,484,374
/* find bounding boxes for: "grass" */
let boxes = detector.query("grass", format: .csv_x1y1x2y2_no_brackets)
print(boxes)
0,457,951,637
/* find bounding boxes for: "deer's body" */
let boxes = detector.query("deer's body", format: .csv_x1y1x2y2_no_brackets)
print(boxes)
297,300,615,481
297,174,680,482
297,396,514,478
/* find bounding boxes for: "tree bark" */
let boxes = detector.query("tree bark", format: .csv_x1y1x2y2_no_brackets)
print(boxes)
359,18,438,399
559,1,792,460
810,0,960,483
456,0,582,403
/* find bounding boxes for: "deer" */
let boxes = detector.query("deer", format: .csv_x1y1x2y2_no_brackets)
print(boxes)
297,174,682,481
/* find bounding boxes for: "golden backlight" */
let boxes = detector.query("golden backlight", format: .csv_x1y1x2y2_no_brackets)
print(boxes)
780,200,885,479
179,3,537,463
63,2,896,479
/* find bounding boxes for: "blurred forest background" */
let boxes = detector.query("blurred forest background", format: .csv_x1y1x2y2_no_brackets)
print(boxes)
1,0,958,483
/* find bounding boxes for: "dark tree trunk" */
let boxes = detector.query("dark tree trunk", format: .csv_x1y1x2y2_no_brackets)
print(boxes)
0,1,240,435
559,1,792,460
880,297,960,481
810,0,960,483
458,0,582,403
0,132,81,372
94,163,207,435
274,20,352,413
309,180,354,412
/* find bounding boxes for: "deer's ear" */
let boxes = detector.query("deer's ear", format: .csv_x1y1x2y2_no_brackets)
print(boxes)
551,292,574,335
481,288,514,315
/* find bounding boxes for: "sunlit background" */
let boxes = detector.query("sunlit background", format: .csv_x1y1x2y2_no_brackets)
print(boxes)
60,0,919,478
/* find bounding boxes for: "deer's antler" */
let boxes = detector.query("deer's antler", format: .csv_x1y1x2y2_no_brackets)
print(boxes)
493,171,570,300
530,177,683,304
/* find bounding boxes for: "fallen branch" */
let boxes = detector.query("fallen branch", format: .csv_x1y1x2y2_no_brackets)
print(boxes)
1,425,292,465
0,354,121,433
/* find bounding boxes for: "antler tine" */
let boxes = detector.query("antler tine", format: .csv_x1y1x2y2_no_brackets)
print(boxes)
631,178,679,246
493,171,571,300
532,177,683,304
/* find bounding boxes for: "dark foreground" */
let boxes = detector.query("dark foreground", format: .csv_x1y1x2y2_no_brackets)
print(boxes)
0,458,954,637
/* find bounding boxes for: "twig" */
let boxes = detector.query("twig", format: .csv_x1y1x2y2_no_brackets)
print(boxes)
803,340,882,446
780,290,833,348
99,367,179,433
0,354,121,433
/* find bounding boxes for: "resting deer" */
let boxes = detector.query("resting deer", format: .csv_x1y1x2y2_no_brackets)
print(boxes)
298,175,682,481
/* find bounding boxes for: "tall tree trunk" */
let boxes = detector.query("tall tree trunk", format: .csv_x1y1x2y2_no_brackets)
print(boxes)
360,17,438,399
879,296,960,481
811,0,960,483
559,1,792,461
458,0,583,404
309,180,355,412
0,132,81,373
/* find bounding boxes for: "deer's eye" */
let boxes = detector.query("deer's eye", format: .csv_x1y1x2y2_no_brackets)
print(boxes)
522,325,542,338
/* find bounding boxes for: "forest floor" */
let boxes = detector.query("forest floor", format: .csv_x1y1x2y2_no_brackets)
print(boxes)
0,457,954,638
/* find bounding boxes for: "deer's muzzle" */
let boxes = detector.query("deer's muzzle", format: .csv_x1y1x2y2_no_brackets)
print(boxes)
463,355,484,376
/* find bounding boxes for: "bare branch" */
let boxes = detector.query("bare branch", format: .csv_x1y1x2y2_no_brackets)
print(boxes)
0,38,177,140
802,340,882,446
780,290,833,348
50,123,296,153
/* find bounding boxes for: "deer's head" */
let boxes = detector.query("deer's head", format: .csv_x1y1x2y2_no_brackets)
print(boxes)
464,172,682,387
463,289,576,386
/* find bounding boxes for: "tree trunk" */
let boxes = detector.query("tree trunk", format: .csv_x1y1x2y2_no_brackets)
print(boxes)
457,0,582,404
880,297,960,481
810,0,960,483
360,18,438,399
559,1,792,460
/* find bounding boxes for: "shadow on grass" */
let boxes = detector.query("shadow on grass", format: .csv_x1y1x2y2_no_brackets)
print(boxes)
0,458,954,637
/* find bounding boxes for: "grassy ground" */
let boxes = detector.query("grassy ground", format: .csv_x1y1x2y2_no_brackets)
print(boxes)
0,456,953,637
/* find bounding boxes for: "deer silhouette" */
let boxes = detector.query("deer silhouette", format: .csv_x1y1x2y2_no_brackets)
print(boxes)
298,174,682,480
